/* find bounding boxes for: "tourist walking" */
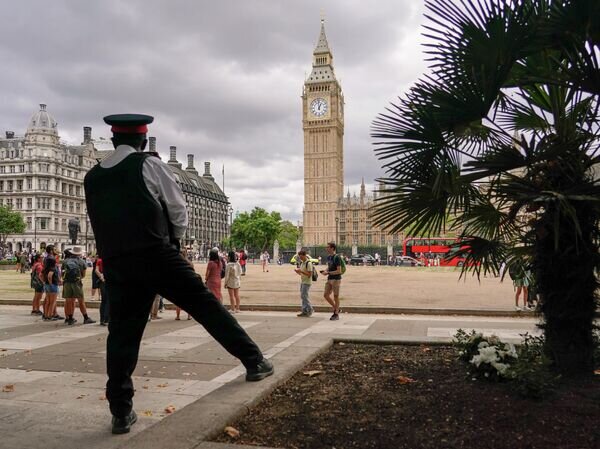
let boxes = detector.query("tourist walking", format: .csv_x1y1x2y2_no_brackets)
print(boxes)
205,249,223,302
30,254,44,316
261,250,269,272
224,251,242,312
509,258,531,311
238,249,247,275
62,246,95,325
321,242,343,321
84,113,273,435
294,250,314,317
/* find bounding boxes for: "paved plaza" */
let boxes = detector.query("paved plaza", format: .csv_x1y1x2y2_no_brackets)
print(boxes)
0,304,541,449
0,263,516,312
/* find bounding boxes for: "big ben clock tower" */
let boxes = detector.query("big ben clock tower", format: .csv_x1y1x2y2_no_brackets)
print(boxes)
302,19,344,246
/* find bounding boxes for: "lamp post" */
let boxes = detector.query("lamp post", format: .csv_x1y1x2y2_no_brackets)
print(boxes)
228,205,234,237
335,217,339,245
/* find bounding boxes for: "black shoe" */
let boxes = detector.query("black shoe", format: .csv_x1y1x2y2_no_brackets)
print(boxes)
330,313,339,321
111,410,137,434
297,312,310,317
66,318,77,325
83,317,96,324
31,310,42,316
246,359,274,382
99,321,107,326
53,314,64,320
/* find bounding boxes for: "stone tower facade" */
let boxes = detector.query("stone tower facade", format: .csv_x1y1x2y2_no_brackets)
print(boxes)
302,19,344,246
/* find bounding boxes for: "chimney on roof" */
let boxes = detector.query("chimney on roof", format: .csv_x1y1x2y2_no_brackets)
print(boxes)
169,146,177,162
148,136,156,152
186,154,198,175
203,162,214,180
83,126,92,144
40,103,46,111
5,131,14,139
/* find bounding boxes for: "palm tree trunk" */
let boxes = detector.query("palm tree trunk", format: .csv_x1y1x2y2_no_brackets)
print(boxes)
535,200,599,375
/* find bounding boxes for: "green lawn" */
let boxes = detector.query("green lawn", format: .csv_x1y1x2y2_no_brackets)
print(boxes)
0,269,93,300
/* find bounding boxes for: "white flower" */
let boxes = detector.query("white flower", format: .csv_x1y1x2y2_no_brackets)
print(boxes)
478,341,490,349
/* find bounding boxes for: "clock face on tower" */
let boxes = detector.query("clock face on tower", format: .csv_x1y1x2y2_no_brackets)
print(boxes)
310,98,328,117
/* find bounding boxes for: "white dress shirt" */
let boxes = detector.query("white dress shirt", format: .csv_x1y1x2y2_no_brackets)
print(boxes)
100,145,188,239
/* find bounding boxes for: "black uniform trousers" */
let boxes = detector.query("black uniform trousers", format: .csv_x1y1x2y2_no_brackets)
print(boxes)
103,244,263,418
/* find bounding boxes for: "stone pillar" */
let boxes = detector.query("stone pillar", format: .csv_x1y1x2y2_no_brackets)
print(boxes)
352,243,358,256
273,239,280,263
296,238,302,253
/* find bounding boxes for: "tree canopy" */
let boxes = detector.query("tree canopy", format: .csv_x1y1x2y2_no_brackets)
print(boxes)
0,206,26,250
230,207,283,251
372,0,600,374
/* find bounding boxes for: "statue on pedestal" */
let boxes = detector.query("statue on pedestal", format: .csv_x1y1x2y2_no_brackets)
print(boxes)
68,218,81,245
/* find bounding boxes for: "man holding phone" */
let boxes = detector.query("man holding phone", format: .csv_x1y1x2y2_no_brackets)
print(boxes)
320,242,342,321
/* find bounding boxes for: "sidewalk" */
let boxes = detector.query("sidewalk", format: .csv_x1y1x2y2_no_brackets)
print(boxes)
0,305,540,449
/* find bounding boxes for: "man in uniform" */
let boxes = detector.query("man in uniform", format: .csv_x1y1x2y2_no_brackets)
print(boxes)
84,114,273,434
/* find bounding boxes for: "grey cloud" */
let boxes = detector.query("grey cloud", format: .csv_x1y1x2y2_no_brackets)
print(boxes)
0,0,426,222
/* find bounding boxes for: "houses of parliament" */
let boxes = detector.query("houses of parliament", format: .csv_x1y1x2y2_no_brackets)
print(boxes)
302,20,402,248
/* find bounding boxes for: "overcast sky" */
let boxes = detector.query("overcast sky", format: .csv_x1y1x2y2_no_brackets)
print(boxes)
0,0,428,222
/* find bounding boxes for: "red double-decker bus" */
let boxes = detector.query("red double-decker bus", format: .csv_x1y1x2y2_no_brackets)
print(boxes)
402,237,465,267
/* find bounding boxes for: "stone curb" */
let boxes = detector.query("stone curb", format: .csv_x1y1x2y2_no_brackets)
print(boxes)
117,337,334,449
0,298,529,318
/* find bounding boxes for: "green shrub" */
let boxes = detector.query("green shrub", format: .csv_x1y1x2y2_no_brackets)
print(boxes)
454,329,560,399
0,260,17,265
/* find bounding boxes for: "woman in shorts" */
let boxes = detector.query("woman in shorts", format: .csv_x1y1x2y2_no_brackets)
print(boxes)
30,254,44,316
224,251,242,313
42,257,60,321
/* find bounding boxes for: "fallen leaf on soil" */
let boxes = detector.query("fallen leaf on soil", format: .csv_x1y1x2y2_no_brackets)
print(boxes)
303,370,324,377
397,376,416,384
143,410,153,417
2,384,14,392
80,358,85,362
76,394,87,399
164,405,176,414
421,347,431,352
157,383,168,388
383,358,394,362
338,342,346,346
142,385,149,389
0,349,7,352
224,426,240,439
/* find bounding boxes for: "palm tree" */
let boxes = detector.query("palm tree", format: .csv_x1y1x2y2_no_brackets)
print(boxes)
372,0,600,375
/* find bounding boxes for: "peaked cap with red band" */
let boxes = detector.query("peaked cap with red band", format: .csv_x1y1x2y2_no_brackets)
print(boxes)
103,114,154,134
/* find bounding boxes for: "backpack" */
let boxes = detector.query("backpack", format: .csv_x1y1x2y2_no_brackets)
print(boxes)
303,260,318,282
335,254,347,275
220,257,227,279
62,259,82,283
30,268,43,290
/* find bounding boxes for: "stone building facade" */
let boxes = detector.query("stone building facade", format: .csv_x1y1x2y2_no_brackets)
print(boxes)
302,21,403,248
163,143,230,255
0,104,230,255
0,104,98,253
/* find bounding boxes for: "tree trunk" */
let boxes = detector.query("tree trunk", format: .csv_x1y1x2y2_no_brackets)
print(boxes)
535,198,599,375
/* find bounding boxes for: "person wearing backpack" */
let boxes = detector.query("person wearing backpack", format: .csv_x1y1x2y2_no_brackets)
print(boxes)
320,242,344,321
294,250,315,317
30,254,44,316
62,246,95,325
